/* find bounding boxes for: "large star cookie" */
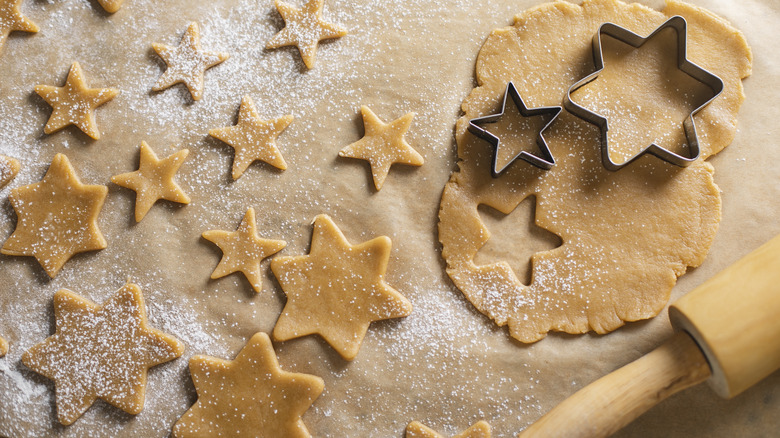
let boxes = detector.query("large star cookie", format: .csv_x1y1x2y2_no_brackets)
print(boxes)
22,283,184,425
0,154,20,188
152,22,229,101
1,153,107,278
0,0,38,54
406,421,491,438
271,214,412,360
266,0,346,69
111,142,190,222
172,332,323,438
339,106,424,190
34,62,119,140
202,207,286,293
209,96,294,179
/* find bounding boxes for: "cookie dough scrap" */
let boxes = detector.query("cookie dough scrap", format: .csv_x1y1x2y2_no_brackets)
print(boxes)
406,420,491,438
0,0,38,53
339,106,424,191
437,0,752,342
22,283,184,425
209,95,294,179
271,214,413,360
152,22,229,101
202,207,287,293
0,154,20,188
266,0,347,69
34,62,119,140
1,153,107,278
111,141,190,222
173,332,323,438
96,0,124,13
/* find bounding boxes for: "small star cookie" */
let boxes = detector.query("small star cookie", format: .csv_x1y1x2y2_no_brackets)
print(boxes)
34,62,119,140
406,421,491,438
271,214,412,360
111,142,190,222
339,106,424,191
22,283,184,425
209,96,293,179
172,332,324,438
266,0,347,69
152,22,229,101
1,153,108,278
96,0,124,13
0,154,20,188
0,336,7,357
0,0,38,54
202,207,287,293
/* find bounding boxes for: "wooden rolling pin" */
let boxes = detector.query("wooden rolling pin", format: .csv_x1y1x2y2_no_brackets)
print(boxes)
519,234,780,438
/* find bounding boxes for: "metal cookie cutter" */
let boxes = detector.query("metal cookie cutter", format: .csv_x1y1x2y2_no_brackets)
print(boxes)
564,15,724,171
468,81,562,177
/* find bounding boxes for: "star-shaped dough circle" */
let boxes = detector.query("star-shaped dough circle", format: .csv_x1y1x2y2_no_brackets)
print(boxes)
152,22,229,101
209,96,293,179
339,105,424,190
202,207,287,293
266,0,347,69
1,153,108,278
0,0,38,53
172,332,324,438
22,283,184,425
34,62,119,140
406,421,491,438
111,141,190,222
0,154,20,188
271,214,413,360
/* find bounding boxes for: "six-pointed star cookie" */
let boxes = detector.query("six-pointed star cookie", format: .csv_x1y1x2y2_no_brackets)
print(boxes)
209,96,294,179
0,154,20,188
172,332,324,438
96,0,124,13
22,283,184,425
0,0,38,54
1,153,108,278
406,421,492,438
35,62,119,140
152,22,229,101
271,214,413,360
339,106,424,191
266,0,347,69
112,141,191,222
203,207,287,293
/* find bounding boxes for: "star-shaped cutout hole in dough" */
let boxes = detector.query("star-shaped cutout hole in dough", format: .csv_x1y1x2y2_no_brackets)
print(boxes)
22,283,184,425
406,421,491,438
266,0,347,69
339,105,424,191
96,0,123,13
203,207,287,293
271,214,413,360
209,96,294,179
34,62,119,140
172,332,323,438
1,153,107,278
152,22,229,101
0,154,20,188
111,141,190,222
0,0,38,54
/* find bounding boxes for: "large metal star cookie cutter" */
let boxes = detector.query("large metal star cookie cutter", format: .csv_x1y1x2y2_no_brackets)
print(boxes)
564,15,724,171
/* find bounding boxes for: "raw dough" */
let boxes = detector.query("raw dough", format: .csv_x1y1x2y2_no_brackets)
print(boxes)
406,420,492,438
266,0,347,69
0,154,19,188
0,0,37,54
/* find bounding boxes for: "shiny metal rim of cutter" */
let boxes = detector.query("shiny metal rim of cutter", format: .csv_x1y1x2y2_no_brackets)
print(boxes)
564,15,724,171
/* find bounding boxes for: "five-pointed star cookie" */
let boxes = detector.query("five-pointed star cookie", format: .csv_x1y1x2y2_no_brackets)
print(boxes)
339,106,424,191
152,22,229,101
406,421,491,438
1,153,108,278
0,0,38,54
22,283,184,425
111,141,190,222
266,0,347,69
172,332,324,438
34,62,119,140
202,207,287,293
96,0,124,13
209,96,294,179
0,154,20,188
271,214,413,360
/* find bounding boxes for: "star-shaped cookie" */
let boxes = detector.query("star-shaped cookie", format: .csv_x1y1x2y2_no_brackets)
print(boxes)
339,106,424,191
111,142,190,222
202,207,286,293
266,0,347,69
22,283,184,425
209,96,294,179
0,154,20,188
34,62,119,140
172,332,324,438
96,0,123,13
1,153,107,278
406,421,491,438
152,22,229,101
0,0,38,54
271,214,413,360
0,336,7,357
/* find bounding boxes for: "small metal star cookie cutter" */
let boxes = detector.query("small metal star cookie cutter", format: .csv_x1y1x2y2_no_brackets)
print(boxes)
468,81,562,177
564,15,724,171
